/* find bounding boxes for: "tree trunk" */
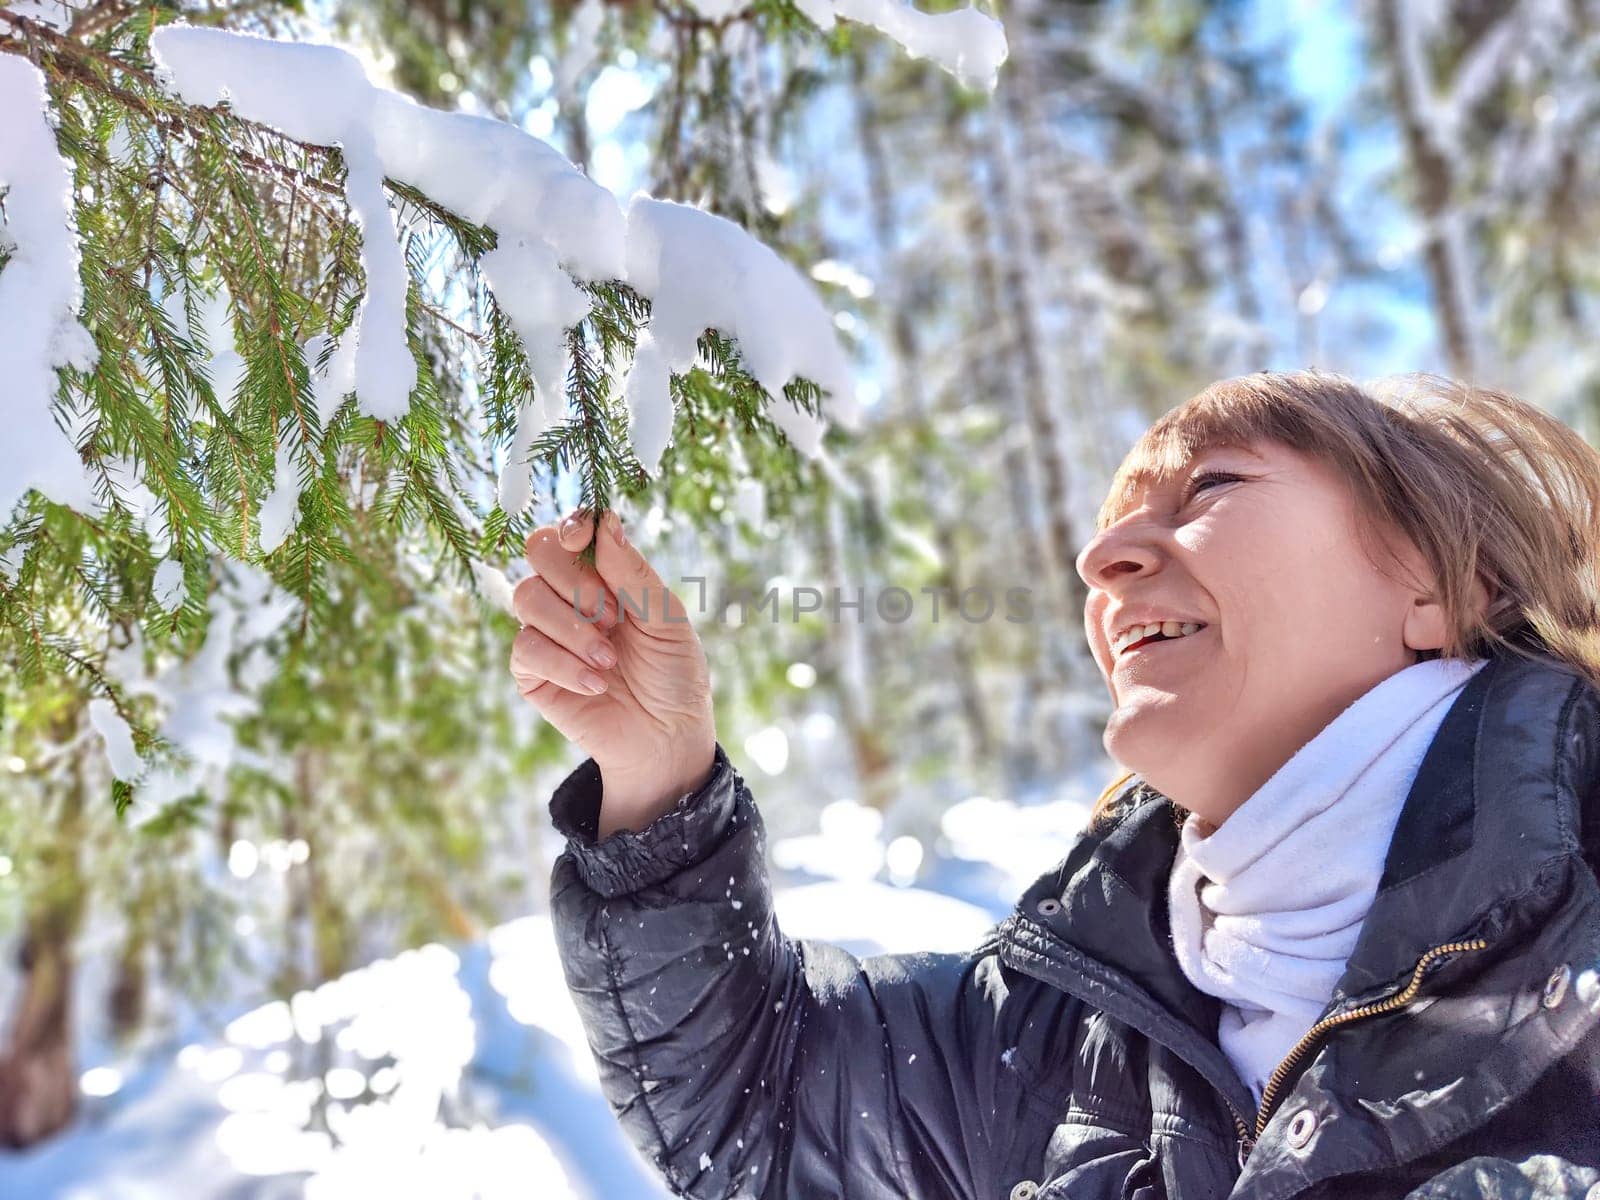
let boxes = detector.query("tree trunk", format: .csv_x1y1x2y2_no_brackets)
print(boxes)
0,723,88,1149
0,870,85,1148
985,122,1088,620
1187,53,1265,357
107,913,148,1042
998,0,1128,487
963,143,1049,785
986,28,1117,775
816,485,896,810
852,51,995,768
979,101,1103,610
1375,0,1477,377
960,114,1095,784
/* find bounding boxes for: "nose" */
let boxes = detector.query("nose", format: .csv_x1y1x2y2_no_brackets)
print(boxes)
1075,519,1163,592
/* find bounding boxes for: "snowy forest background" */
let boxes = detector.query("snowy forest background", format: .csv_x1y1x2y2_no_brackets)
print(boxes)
2,0,1597,1194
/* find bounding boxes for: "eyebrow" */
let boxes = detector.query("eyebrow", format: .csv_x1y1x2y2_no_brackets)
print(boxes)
1109,442,1262,519
1161,443,1260,488
1168,442,1264,484
1189,440,1265,466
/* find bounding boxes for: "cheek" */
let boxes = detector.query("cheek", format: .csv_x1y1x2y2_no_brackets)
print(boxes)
1084,593,1105,640
1083,595,1111,668
1180,515,1336,656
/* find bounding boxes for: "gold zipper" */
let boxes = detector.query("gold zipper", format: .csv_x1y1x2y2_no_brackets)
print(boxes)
1235,937,1489,1163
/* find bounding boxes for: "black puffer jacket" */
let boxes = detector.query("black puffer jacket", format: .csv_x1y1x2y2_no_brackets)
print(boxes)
549,651,1600,1199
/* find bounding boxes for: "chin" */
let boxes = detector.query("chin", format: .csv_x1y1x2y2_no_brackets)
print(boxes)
1102,709,1147,771
1103,699,1185,787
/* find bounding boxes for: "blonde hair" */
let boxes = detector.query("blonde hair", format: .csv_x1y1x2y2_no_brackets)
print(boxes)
1089,369,1600,826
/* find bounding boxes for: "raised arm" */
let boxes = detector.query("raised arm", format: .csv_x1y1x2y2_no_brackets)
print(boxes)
511,509,1007,1198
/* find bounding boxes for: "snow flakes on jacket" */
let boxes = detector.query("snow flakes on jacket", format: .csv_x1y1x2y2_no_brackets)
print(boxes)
550,651,1600,1199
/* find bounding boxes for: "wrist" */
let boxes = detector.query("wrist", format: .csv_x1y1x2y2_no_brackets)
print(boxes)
598,738,716,835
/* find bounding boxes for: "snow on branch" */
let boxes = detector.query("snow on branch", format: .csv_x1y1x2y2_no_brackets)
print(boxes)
719,0,1010,91
626,195,857,457
0,54,102,521
0,18,857,534
135,25,857,506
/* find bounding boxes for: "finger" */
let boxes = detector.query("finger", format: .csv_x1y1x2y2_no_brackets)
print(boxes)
556,508,594,552
509,625,609,696
524,520,619,630
509,662,591,731
511,575,620,670
591,509,692,635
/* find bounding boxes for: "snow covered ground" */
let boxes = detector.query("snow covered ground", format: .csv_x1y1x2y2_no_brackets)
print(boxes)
0,782,1097,1198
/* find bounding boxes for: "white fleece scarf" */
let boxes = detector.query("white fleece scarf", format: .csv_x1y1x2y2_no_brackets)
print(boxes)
1167,656,1488,1103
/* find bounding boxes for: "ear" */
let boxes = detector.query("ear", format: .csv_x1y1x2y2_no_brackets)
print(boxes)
1403,576,1489,653
1402,595,1450,653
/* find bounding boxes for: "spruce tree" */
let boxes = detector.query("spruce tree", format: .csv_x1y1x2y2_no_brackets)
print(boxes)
0,0,1007,1149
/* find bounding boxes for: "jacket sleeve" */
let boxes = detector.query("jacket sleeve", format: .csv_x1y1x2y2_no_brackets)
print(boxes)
548,743,1008,1200
1402,1154,1600,1198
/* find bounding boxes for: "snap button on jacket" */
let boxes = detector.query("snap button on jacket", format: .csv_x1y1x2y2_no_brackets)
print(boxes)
549,652,1600,1198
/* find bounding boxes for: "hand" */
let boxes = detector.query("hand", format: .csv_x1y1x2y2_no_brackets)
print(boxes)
510,508,716,837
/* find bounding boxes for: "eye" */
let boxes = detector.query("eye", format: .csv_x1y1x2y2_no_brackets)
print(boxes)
1181,469,1242,505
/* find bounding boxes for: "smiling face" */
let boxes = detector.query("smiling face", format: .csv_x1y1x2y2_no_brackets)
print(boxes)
1076,437,1454,828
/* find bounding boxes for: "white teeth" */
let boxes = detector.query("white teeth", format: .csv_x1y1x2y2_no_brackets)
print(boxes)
1111,620,1207,654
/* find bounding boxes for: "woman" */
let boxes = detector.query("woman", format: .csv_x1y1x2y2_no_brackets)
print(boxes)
510,371,1600,1199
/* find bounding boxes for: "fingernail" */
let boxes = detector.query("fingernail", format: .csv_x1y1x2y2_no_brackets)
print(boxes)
560,511,584,541
577,669,607,694
588,641,616,669
608,511,625,547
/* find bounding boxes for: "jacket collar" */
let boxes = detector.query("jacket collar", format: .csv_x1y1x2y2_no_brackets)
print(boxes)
1340,648,1600,1000
1006,650,1600,1053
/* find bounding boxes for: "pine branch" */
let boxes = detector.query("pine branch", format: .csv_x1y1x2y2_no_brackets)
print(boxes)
1,1,842,739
